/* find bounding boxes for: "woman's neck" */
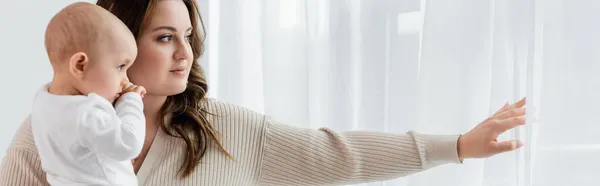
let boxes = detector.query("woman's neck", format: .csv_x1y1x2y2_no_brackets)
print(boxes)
142,95,167,125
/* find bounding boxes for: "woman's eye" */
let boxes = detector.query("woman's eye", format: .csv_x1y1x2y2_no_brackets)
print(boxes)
158,35,172,42
185,34,193,41
117,64,126,71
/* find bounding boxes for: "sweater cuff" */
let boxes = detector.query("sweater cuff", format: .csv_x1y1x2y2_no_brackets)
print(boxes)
417,133,463,168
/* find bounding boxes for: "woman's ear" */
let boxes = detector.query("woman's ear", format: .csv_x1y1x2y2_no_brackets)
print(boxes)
68,52,89,79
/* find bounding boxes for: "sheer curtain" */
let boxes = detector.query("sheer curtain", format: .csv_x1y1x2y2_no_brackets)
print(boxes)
196,0,600,185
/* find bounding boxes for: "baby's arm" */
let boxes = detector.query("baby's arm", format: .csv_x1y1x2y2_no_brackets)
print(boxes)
77,93,146,161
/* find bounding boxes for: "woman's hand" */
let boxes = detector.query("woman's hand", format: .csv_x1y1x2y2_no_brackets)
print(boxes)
457,97,527,159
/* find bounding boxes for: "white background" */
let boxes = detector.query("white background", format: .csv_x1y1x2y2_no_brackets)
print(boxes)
0,0,95,155
2,0,600,186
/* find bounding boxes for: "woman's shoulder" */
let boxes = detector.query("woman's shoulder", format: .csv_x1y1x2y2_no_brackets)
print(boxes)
0,115,48,186
6,115,38,153
202,98,264,117
201,98,271,128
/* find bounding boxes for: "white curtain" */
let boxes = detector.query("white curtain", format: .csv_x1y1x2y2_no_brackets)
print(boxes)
197,0,600,185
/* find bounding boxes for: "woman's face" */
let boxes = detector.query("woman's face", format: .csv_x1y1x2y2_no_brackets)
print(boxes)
128,0,194,97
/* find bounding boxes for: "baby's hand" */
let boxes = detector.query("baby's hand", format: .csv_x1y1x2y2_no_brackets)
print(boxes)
122,82,147,98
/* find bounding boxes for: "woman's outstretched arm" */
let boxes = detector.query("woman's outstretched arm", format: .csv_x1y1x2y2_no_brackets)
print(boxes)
256,98,526,186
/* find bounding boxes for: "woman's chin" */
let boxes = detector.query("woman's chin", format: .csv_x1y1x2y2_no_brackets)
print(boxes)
167,82,188,95
152,81,188,96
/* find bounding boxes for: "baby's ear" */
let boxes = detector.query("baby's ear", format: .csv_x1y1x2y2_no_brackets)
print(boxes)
68,52,89,79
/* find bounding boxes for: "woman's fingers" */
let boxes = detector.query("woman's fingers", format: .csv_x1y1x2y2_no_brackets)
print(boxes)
490,97,525,118
494,116,526,134
492,103,510,116
495,107,526,120
510,97,527,110
493,140,524,154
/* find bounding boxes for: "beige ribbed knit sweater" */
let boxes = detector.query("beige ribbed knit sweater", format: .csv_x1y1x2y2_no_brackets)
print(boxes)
0,99,462,186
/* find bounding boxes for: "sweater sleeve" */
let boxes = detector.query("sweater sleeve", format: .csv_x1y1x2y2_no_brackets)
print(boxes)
0,148,50,186
0,116,50,186
256,117,462,186
77,92,146,161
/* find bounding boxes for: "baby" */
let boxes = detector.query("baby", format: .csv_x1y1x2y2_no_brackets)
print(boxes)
31,2,145,186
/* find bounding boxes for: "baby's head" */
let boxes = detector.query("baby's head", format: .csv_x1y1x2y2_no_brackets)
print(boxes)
45,2,137,102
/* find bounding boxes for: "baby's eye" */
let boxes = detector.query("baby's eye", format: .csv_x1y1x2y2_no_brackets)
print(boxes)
117,64,126,71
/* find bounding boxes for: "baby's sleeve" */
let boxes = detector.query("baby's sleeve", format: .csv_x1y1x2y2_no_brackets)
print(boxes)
77,92,146,161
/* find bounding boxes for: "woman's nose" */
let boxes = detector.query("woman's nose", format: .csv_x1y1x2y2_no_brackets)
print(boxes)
174,40,191,61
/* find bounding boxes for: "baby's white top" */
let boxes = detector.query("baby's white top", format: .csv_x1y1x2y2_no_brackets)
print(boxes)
30,83,145,186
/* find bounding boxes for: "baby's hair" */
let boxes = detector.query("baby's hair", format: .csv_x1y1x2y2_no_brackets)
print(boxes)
44,2,110,70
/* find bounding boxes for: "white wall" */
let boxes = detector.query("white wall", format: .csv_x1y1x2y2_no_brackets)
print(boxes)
0,0,94,157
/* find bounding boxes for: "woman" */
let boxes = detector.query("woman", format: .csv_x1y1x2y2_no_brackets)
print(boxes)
0,0,527,185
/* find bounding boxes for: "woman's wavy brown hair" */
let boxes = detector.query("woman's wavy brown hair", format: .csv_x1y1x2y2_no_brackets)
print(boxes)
96,0,232,178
